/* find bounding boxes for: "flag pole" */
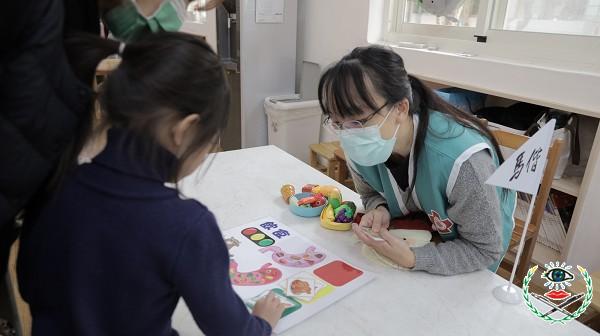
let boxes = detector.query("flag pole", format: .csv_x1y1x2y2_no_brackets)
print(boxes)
493,191,537,304
485,119,556,304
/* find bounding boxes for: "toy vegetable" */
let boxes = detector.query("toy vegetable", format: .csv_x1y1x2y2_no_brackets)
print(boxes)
282,184,355,225
320,200,357,231
297,194,327,208
334,202,356,223
280,184,295,204
302,184,342,201
302,184,318,193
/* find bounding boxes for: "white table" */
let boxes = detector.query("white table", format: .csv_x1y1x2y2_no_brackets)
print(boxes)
172,146,597,336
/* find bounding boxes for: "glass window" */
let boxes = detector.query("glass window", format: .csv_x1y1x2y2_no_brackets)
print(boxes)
404,0,480,27
493,0,600,37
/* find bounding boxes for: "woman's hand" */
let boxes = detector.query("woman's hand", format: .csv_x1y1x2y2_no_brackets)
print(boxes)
358,205,391,234
353,223,416,269
252,291,286,329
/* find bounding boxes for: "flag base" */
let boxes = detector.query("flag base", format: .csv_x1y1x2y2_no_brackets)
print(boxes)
493,284,522,304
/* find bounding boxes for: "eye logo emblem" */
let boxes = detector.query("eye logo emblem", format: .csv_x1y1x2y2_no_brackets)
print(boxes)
541,262,575,291
542,267,574,285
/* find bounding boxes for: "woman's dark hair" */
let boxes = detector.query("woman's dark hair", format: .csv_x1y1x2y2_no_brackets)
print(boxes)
318,45,504,194
58,31,229,185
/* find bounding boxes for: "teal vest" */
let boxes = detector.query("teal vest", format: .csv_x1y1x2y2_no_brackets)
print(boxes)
349,111,516,271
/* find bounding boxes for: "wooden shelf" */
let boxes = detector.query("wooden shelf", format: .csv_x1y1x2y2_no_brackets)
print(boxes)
551,175,582,197
506,241,561,267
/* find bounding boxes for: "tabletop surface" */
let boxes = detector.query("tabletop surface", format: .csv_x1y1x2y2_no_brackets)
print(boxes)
171,145,597,336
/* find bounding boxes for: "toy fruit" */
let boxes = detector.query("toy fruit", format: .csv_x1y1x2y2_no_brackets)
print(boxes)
297,193,327,207
311,185,342,201
289,192,328,217
328,198,341,209
320,200,357,231
334,201,356,223
302,184,318,193
280,184,295,204
283,184,345,220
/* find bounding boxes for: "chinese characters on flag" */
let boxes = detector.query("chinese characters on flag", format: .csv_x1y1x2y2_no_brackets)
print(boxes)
486,119,556,195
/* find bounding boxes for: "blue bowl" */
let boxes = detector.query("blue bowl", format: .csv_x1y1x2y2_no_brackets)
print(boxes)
289,192,328,217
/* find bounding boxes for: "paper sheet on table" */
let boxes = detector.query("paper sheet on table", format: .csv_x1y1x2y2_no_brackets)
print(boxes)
225,218,374,334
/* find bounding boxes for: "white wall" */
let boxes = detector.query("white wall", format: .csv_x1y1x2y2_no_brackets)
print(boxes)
564,124,600,272
240,0,298,148
180,10,218,51
298,0,370,69
297,0,370,144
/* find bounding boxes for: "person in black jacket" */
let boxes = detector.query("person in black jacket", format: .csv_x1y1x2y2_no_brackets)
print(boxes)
0,0,223,278
64,0,102,36
0,0,94,277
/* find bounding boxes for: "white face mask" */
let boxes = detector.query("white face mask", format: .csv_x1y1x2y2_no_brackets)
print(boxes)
338,108,400,166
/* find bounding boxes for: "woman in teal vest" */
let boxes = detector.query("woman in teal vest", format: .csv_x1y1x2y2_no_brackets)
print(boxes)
318,46,516,275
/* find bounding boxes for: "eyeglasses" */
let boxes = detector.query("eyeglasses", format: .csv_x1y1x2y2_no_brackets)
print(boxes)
324,102,389,131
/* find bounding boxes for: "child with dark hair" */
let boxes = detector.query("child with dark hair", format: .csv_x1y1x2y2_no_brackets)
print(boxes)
18,32,284,335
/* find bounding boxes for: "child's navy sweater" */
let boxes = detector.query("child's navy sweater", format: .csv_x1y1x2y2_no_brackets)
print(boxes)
18,129,271,336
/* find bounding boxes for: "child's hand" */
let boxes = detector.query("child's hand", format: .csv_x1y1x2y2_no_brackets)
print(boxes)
359,205,391,234
353,223,416,269
252,291,286,329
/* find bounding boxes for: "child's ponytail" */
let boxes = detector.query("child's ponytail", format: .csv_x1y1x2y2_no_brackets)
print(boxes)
59,32,229,184
43,34,121,195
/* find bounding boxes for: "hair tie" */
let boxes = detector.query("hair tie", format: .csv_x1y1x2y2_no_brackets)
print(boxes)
118,42,126,55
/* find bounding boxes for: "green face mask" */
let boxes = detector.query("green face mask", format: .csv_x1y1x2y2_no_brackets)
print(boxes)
105,0,185,42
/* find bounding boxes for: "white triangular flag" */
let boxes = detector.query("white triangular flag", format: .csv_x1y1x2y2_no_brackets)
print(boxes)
486,119,556,195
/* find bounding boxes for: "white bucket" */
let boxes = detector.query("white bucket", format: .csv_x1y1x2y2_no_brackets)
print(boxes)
265,95,322,163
